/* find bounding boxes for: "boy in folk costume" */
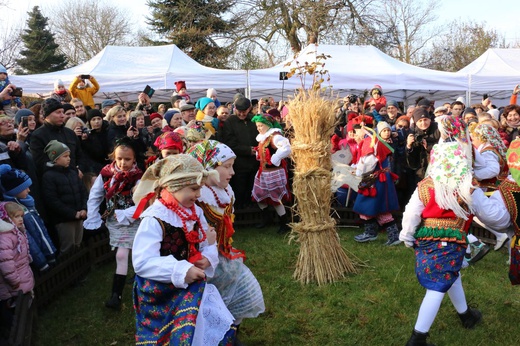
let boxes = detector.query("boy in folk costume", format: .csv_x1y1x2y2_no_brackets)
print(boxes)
398,118,512,345
131,155,236,345
187,140,265,339
352,124,401,246
251,114,292,233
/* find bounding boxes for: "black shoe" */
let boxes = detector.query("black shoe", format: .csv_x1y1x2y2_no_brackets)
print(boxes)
105,292,121,310
405,329,435,346
255,208,272,228
458,307,482,329
277,214,291,234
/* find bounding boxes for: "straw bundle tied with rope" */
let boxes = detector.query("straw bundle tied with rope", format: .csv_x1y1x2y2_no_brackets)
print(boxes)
288,88,359,285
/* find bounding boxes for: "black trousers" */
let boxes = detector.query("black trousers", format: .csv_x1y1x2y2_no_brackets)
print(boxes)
230,170,257,209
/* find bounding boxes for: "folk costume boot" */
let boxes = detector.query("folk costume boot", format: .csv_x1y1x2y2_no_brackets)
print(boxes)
458,307,482,329
405,329,436,346
255,208,271,229
354,219,378,243
384,221,402,246
277,213,291,234
105,274,127,310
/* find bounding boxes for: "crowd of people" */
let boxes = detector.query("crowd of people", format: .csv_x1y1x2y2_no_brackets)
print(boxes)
0,65,520,344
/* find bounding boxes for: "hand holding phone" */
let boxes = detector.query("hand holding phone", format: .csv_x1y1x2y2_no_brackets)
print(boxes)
80,74,90,80
21,116,28,128
130,117,137,128
10,87,23,97
143,85,155,98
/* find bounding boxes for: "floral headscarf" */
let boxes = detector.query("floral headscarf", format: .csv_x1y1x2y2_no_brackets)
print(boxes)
426,141,475,219
471,123,507,161
186,140,236,170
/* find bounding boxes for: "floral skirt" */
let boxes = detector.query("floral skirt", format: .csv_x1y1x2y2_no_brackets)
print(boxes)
414,240,465,293
133,276,236,345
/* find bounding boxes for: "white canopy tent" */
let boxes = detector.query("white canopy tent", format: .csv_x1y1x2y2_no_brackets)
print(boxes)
10,44,247,103
456,48,520,105
248,44,468,106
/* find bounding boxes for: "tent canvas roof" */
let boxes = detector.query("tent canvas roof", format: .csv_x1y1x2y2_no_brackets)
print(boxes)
247,44,468,102
10,44,247,102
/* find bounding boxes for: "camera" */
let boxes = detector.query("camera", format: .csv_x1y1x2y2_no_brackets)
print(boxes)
413,133,424,146
80,74,90,80
82,127,91,135
346,94,357,104
10,87,23,97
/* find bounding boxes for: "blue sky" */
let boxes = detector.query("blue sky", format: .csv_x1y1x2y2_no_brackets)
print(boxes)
5,0,520,45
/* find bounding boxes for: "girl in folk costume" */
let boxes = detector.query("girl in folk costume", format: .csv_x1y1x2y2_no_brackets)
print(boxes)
399,130,494,345
83,137,143,310
251,114,292,233
352,125,401,246
187,140,265,337
145,131,184,168
131,155,236,345
470,123,510,252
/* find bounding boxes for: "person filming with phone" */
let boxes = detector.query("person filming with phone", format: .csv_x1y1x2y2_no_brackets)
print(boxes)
0,64,23,117
69,74,100,109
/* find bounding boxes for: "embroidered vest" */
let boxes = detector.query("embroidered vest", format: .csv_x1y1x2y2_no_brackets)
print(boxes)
102,176,136,217
155,217,199,261
416,177,472,245
259,134,279,169
498,179,520,236
197,201,246,261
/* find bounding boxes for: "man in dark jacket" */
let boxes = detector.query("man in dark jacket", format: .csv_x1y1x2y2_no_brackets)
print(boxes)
221,97,259,209
405,108,440,186
30,98,85,179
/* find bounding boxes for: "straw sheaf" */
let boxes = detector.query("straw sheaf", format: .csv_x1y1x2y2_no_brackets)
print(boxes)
287,89,358,285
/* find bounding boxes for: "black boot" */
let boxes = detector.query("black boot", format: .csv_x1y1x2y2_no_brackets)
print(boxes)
405,329,435,346
383,221,402,246
277,213,290,234
105,274,126,310
255,208,272,229
458,307,482,329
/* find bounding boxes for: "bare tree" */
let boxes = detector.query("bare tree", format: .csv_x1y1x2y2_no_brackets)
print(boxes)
47,0,135,66
0,20,23,70
371,0,439,64
231,0,375,58
424,21,504,72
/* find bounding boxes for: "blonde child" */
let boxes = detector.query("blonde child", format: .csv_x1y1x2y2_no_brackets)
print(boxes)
84,137,143,310
132,154,236,345
188,140,265,340
0,202,34,339
251,114,291,233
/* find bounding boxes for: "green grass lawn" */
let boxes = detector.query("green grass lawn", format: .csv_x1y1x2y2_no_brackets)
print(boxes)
34,225,519,346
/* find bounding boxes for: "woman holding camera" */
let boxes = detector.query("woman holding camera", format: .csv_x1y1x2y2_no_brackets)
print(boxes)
80,109,110,175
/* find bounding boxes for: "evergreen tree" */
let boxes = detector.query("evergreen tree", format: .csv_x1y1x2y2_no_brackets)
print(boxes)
16,6,67,74
146,0,237,68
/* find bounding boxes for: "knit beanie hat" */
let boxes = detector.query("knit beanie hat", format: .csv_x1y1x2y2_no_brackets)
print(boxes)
0,164,32,197
377,121,391,135
187,140,236,170
417,98,431,108
44,140,70,162
412,108,430,123
195,97,214,112
0,64,7,74
206,88,217,98
42,98,64,118
154,132,184,152
370,84,383,95
174,80,186,92
164,109,180,125
150,113,163,122
87,109,103,122
387,100,399,109
63,103,75,113
14,109,34,126
54,79,64,89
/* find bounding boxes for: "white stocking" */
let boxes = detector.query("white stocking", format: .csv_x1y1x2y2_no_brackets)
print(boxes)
414,289,445,333
258,202,268,210
115,247,130,275
447,276,468,313
273,203,286,216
